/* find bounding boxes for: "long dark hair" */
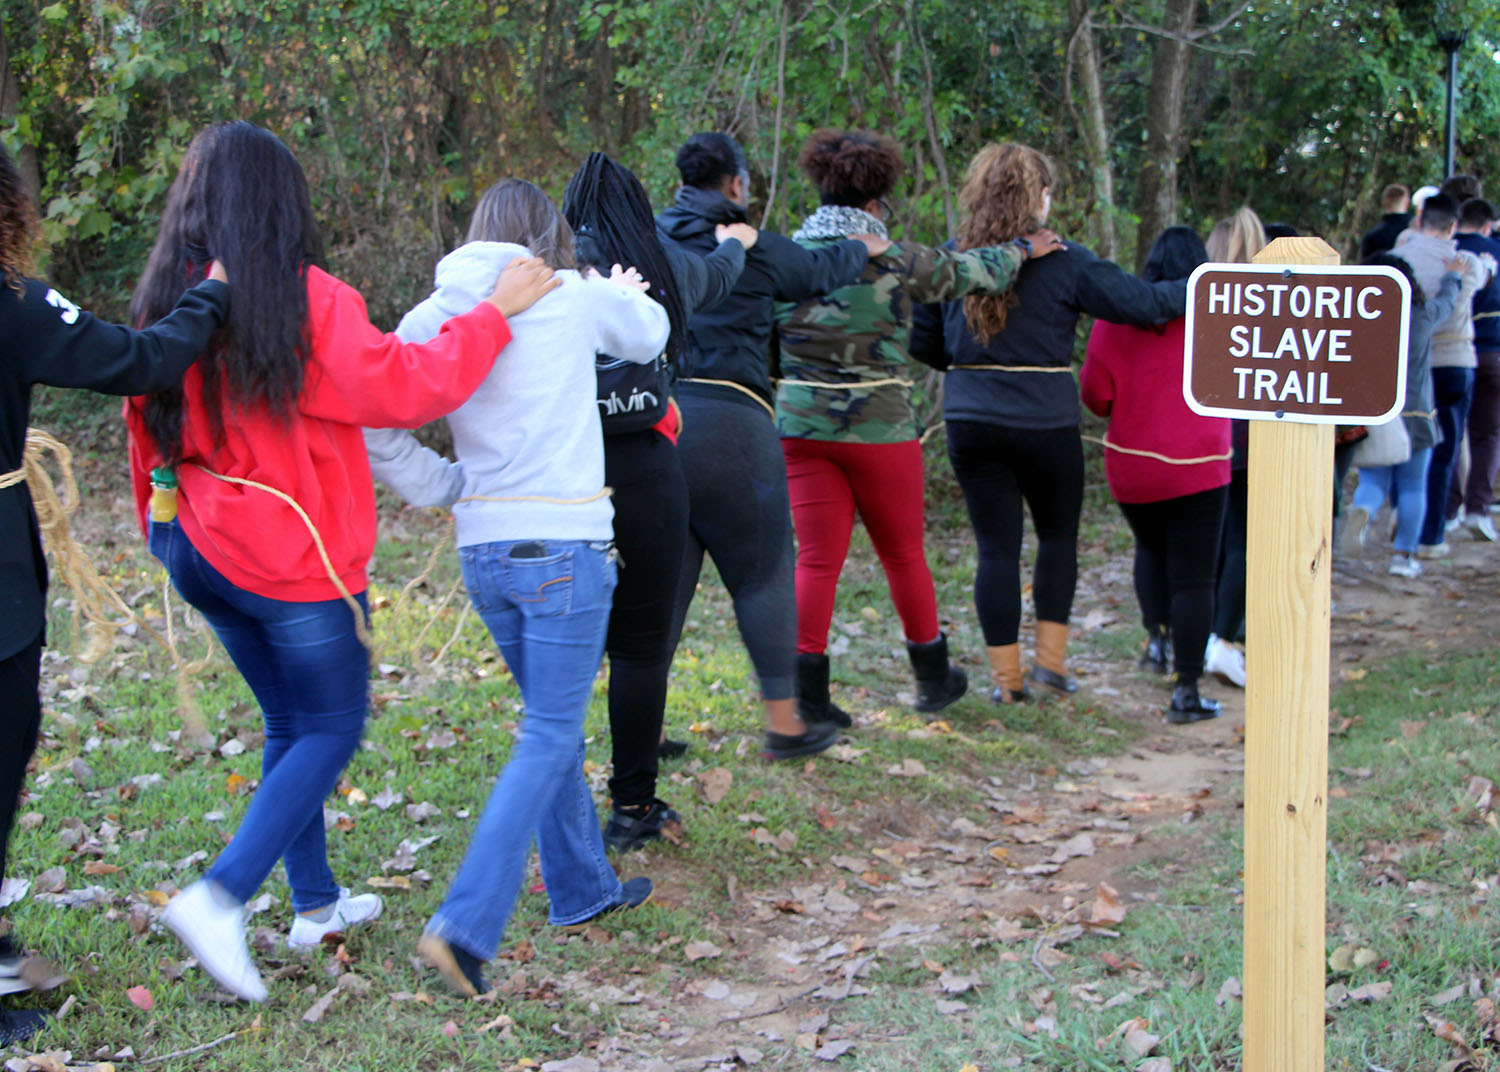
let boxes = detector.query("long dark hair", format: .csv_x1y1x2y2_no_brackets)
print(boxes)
133,121,324,463
561,152,685,362
466,178,576,269
0,142,37,292
1141,226,1208,284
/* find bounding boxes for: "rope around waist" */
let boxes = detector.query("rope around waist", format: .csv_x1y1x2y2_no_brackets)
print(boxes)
949,364,1074,373
679,377,776,420
1080,434,1232,466
0,464,22,489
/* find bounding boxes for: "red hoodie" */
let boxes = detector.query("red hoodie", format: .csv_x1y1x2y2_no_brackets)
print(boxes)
126,265,511,601
1080,317,1231,505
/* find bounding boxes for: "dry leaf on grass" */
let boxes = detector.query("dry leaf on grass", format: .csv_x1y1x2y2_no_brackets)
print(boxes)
696,767,732,805
1426,1013,1477,1058
1087,882,1127,927
884,759,928,778
813,1040,856,1061
1349,981,1393,1003
1216,977,1242,1006
1099,1017,1160,1058
126,985,154,1011
683,941,722,962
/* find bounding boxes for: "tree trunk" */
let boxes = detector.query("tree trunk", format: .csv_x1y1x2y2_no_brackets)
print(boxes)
1133,0,1198,270
1065,0,1116,261
0,19,42,209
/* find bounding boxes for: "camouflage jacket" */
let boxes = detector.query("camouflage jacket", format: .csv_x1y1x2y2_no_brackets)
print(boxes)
775,216,1025,443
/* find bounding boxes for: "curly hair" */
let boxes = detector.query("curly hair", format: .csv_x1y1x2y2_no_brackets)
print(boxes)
0,142,38,293
797,129,902,207
956,143,1055,342
675,132,748,190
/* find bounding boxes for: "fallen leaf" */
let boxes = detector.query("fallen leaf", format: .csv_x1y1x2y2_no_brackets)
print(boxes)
684,941,722,962
345,787,368,806
301,985,340,1023
814,1039,856,1061
884,759,928,778
224,772,250,796
405,802,441,823
218,738,246,757
1349,981,1393,1003
1087,882,1127,927
441,1019,459,1038
1426,1013,1476,1058
1431,984,1468,1006
83,861,121,876
1400,720,1426,739
1216,977,1243,1006
35,867,65,894
1137,1059,1173,1072
371,787,404,811
126,985,154,1011
696,767,733,805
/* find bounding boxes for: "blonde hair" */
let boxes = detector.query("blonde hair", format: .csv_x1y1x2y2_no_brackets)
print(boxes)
956,142,1056,341
1206,206,1267,264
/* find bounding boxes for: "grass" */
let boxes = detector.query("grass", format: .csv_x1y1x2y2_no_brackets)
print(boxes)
6,405,1499,1070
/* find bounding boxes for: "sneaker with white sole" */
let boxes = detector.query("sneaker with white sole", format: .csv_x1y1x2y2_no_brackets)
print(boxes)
1465,513,1499,542
1337,506,1369,557
287,888,383,949
1388,554,1423,579
161,879,267,1002
1204,634,1246,688
1416,541,1451,560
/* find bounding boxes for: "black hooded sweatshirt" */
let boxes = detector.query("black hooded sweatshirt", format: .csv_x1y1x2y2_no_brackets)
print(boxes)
657,186,866,405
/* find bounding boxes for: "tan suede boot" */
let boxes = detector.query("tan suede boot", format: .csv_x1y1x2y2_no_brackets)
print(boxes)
985,643,1029,704
1030,620,1078,694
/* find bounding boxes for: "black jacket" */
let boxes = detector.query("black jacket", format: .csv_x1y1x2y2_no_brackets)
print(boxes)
1,276,229,661
596,237,745,435
657,186,866,405
911,241,1185,430
1359,212,1412,261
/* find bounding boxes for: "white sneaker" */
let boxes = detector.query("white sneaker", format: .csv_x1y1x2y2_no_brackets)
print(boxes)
161,880,267,1002
1388,554,1423,579
287,888,383,949
1337,506,1369,557
1465,513,1499,542
1204,635,1246,688
1445,516,1463,534
1416,541,1451,560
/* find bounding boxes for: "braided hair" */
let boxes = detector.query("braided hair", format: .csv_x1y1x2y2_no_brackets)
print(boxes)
561,152,686,363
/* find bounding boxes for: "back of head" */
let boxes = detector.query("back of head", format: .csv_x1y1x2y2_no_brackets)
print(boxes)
1205,206,1266,264
1459,197,1497,231
133,120,324,463
562,151,685,360
1362,251,1425,305
675,132,747,190
467,178,575,270
1440,174,1481,204
1263,222,1299,242
957,142,1056,342
1381,183,1410,212
0,142,37,288
797,129,902,207
1142,225,1208,284
1419,192,1459,234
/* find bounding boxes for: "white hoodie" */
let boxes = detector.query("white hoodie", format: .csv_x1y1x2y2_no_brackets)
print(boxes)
364,241,669,544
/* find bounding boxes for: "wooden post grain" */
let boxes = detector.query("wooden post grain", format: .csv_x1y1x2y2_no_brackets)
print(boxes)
1242,235,1340,1072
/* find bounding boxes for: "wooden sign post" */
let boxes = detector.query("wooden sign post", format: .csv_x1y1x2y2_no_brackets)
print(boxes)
1182,236,1412,1072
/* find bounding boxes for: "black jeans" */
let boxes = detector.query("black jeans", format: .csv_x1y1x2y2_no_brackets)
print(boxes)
1119,487,1228,682
603,429,689,808
0,632,42,894
946,420,1083,646
1213,468,1248,642
668,392,798,701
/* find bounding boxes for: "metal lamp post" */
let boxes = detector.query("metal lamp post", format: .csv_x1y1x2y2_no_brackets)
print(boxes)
1434,14,1468,179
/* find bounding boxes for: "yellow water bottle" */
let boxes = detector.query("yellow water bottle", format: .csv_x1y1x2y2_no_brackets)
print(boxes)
149,466,178,522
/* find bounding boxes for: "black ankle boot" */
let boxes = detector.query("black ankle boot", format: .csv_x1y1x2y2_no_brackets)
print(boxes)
906,633,968,713
1138,625,1170,674
1167,680,1222,724
796,653,852,727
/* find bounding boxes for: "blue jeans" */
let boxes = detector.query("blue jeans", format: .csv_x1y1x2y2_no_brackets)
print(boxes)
426,539,619,961
1421,367,1475,546
1353,446,1434,554
148,520,368,912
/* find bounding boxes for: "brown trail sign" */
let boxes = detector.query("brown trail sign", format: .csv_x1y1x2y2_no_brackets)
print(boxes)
1183,236,1412,1072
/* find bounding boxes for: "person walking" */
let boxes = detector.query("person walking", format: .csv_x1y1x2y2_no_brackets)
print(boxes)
1448,197,1500,538
365,179,668,996
1359,184,1412,260
910,143,1185,703
774,129,1058,720
656,132,884,759
1080,226,1230,723
0,143,231,1045
559,152,755,851
1341,252,1465,577
127,122,559,1003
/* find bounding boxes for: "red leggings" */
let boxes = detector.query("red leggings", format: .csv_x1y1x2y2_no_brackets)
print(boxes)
782,437,940,654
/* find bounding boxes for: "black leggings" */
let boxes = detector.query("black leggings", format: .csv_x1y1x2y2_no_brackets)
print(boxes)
668,391,797,701
604,429,689,809
0,633,42,891
1118,487,1228,681
947,420,1083,646
1213,468,1248,641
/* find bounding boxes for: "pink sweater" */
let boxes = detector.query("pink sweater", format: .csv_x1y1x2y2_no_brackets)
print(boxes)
1080,318,1231,504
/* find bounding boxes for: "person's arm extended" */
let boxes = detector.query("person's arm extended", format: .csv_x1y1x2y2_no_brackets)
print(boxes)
668,224,753,314
363,426,465,508
1073,250,1186,327
901,230,1062,304
16,277,228,394
768,232,870,302
590,270,672,364
1079,322,1116,417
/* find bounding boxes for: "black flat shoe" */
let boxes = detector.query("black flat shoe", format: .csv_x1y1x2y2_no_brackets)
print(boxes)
1029,666,1078,695
762,720,839,760
1138,630,1170,674
657,737,689,760
1167,682,1222,724
0,1008,47,1047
